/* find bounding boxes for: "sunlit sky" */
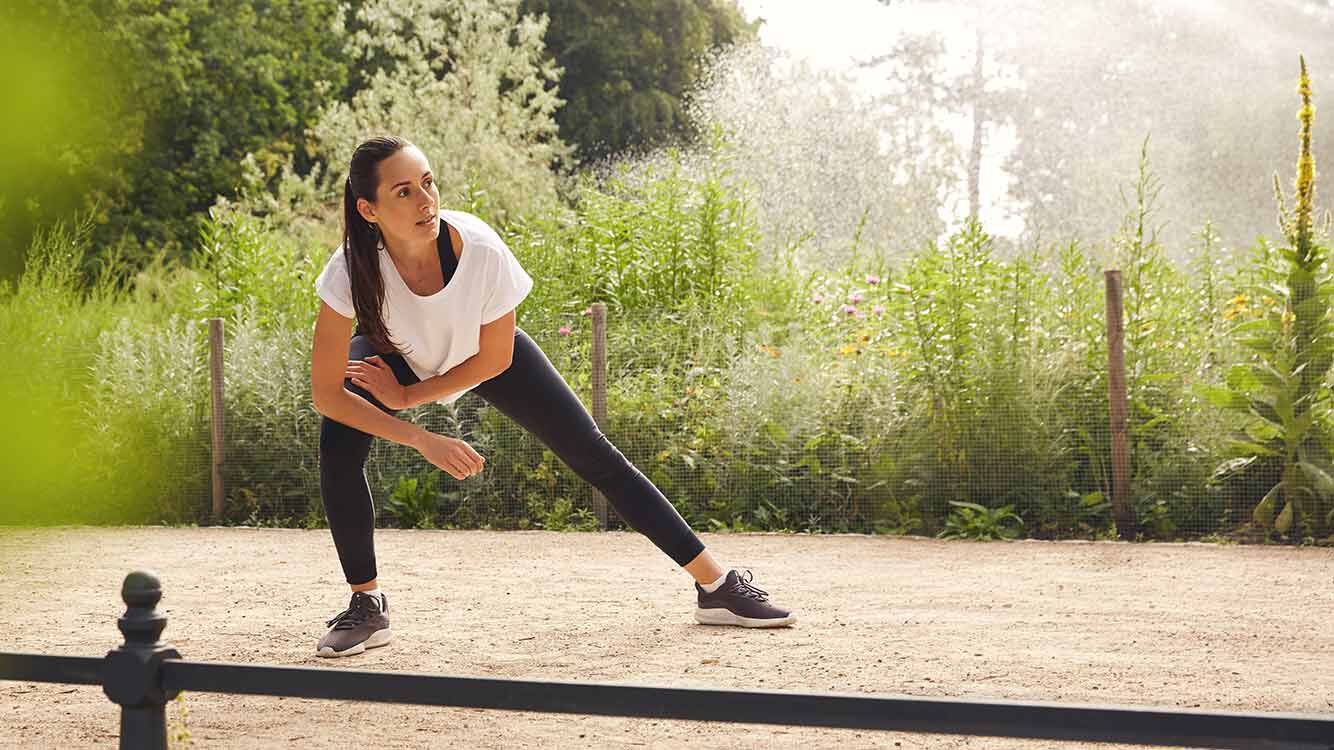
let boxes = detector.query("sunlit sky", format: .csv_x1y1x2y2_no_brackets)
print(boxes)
738,0,974,76
734,0,1026,237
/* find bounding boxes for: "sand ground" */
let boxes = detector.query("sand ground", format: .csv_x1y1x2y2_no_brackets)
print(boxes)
1,527,1332,749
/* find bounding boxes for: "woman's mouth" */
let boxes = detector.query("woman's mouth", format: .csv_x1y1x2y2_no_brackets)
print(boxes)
417,214,437,226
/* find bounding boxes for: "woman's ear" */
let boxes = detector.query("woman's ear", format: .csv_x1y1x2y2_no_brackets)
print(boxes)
356,196,378,226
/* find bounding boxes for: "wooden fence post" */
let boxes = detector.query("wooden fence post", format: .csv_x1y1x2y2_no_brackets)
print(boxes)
208,318,225,524
590,304,609,530
1103,270,1138,539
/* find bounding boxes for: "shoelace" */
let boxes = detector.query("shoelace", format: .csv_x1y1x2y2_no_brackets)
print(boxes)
326,593,379,631
730,570,770,602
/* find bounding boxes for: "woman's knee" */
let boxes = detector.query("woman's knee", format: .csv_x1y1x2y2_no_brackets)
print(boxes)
558,430,636,485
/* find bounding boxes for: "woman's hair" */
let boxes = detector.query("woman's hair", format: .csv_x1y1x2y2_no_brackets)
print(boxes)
342,135,413,355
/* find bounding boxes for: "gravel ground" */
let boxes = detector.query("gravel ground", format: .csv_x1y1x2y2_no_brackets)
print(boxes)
2,527,1332,749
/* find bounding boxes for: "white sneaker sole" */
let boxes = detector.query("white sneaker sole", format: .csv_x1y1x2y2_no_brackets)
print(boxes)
694,608,796,628
316,628,394,658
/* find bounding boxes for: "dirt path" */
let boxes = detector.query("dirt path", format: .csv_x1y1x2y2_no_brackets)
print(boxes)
2,527,1331,749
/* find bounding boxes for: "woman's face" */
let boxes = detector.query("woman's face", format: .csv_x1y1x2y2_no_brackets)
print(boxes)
357,145,440,248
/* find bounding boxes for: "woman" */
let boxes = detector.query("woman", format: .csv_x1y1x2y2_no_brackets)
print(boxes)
311,136,795,657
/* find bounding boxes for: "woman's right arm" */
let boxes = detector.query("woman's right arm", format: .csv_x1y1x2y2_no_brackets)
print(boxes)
310,300,430,449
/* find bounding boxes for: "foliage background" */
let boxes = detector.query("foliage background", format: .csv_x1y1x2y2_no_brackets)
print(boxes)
2,0,1334,547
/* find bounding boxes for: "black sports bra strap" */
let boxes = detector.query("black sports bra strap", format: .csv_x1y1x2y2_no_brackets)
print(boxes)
438,219,458,286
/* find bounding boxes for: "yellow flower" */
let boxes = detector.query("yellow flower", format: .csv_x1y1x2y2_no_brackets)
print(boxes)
1229,293,1250,305
839,343,859,356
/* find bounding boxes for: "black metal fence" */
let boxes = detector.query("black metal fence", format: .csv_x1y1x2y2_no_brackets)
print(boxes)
3,571,1333,749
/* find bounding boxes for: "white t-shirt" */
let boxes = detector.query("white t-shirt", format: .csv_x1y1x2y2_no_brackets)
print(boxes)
314,209,534,405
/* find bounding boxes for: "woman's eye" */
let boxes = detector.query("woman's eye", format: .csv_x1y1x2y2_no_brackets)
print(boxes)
399,189,409,197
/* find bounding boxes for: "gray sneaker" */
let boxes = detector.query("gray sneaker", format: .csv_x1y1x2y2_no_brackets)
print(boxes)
316,591,393,657
695,569,796,627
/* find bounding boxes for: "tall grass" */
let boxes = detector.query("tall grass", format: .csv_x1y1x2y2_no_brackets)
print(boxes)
0,216,209,523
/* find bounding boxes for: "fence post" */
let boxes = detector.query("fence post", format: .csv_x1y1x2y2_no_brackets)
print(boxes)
209,318,225,523
101,571,181,750
590,303,609,530
1103,270,1138,539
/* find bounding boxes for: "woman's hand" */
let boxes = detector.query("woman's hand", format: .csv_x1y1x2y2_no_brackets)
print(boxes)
415,432,486,480
345,355,412,410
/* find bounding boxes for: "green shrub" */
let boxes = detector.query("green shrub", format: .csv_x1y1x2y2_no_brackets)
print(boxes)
937,501,1024,541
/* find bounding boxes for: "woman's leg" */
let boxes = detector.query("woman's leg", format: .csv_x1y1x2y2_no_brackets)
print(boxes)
318,334,420,587
471,328,707,569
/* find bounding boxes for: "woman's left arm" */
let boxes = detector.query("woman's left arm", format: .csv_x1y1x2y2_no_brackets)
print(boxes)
475,308,517,370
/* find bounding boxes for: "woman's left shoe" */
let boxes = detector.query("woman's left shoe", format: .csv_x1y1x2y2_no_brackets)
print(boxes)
694,569,796,627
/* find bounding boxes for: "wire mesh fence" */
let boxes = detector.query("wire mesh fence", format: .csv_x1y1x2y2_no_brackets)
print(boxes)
163,258,1330,546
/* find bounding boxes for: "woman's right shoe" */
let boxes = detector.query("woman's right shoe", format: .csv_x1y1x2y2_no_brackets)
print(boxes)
316,591,394,657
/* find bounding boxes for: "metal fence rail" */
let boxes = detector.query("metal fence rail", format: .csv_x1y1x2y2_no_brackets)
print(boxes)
0,653,101,685
2,570,1332,750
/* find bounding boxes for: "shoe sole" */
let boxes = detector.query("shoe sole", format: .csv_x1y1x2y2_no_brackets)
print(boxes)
315,628,394,658
694,608,796,628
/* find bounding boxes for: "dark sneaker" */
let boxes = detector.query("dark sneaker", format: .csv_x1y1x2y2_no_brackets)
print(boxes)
316,591,393,657
695,569,796,628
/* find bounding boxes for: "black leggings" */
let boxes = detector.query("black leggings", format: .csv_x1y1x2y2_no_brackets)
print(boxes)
318,327,707,585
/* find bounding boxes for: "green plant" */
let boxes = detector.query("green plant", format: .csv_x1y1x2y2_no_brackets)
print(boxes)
192,209,319,331
1062,490,1114,534
385,470,441,529
751,497,791,530
1201,56,1334,541
168,691,191,749
936,500,1024,540
558,146,760,317
310,0,571,225
541,497,600,531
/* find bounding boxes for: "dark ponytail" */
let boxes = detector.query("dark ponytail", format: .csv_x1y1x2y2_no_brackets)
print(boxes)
341,135,413,356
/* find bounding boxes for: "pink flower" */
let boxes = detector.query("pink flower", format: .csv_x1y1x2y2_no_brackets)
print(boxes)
866,274,881,285
872,305,886,316
855,310,866,319
848,292,864,305
812,294,825,304
843,304,858,316
582,306,593,316
558,325,572,336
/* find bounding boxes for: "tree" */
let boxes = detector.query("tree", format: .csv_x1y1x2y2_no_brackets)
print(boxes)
873,0,1334,258
1,0,351,282
110,0,349,262
307,0,572,225
519,0,758,167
